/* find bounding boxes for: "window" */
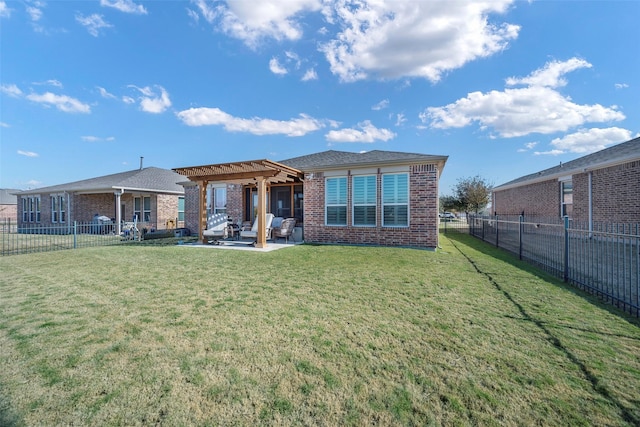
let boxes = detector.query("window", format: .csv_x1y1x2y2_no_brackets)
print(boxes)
325,177,347,226
352,175,376,226
209,186,227,215
51,196,58,222
382,173,408,227
178,197,185,222
22,198,28,222
23,196,41,223
134,196,151,222
561,180,573,217
59,196,66,223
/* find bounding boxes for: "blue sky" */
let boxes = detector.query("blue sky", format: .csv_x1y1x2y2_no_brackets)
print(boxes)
1,0,638,195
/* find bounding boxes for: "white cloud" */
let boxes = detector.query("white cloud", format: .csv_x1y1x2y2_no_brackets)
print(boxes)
505,58,591,88
301,68,318,81
395,113,407,127
176,107,324,137
421,58,625,137
100,0,147,15
1,1,12,18
0,84,23,97
325,120,396,143
129,85,172,113
122,96,135,104
547,127,633,154
97,86,117,99
372,99,389,111
269,57,288,75
533,149,563,156
18,150,39,157
26,92,91,113
615,83,629,89
321,0,519,82
34,79,63,88
193,0,322,48
0,122,10,128
76,13,112,37
26,5,42,21
82,135,116,142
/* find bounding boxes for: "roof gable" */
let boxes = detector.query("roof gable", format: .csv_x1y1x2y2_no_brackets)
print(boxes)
280,150,448,171
16,167,185,195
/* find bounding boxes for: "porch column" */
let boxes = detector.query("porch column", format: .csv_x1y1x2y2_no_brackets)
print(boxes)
256,177,267,248
198,180,208,244
114,190,123,235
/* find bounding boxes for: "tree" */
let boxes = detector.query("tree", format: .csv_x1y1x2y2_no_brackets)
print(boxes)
439,194,463,213
454,175,493,214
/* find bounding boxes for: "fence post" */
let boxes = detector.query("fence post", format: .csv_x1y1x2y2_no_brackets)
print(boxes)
495,214,499,247
73,221,77,249
519,215,523,260
563,216,569,282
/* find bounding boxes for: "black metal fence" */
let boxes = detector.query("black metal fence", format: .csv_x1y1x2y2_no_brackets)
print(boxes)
0,219,142,256
442,215,639,317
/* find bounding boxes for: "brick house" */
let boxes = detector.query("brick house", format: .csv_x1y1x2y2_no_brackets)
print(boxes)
0,189,19,222
15,167,185,234
174,150,448,249
492,136,640,224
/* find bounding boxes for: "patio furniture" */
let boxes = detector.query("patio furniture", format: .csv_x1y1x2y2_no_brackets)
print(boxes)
272,218,296,243
203,213,229,244
239,213,274,242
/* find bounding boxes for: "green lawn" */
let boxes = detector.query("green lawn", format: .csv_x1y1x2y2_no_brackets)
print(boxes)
1,233,639,426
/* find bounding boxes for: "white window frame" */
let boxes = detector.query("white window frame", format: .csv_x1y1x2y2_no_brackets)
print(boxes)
51,196,58,223
325,176,348,226
59,195,66,223
382,173,409,227
352,175,377,227
134,196,151,222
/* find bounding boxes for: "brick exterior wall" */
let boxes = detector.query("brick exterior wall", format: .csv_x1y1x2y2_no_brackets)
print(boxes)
303,164,440,249
493,180,560,217
183,184,242,236
0,204,18,221
493,159,640,224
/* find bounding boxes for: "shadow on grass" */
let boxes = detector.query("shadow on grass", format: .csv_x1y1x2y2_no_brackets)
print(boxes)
442,231,640,426
442,231,640,327
0,386,23,427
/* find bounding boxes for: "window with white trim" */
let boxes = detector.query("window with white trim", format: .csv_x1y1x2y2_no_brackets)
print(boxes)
134,196,151,222
352,175,376,226
23,196,40,223
382,173,408,227
325,177,347,226
22,198,28,222
59,196,66,223
178,197,185,221
51,196,58,222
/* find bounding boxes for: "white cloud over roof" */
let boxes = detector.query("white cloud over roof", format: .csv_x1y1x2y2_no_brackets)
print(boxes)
100,0,148,15
326,120,396,143
26,92,91,113
421,58,625,138
76,13,113,37
176,107,325,137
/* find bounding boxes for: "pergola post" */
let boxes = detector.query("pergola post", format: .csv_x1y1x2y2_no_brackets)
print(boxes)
255,177,267,248
198,180,208,244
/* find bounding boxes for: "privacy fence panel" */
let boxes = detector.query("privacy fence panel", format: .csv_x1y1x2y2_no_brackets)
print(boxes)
462,215,639,318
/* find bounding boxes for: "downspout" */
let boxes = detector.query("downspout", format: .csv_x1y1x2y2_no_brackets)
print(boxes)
588,171,593,237
115,189,124,235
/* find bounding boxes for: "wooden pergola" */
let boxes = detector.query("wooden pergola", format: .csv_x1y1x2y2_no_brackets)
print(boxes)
173,159,303,248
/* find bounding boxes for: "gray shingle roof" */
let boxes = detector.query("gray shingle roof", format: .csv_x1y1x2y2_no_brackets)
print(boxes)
16,167,185,195
494,137,640,190
279,150,448,171
0,189,20,204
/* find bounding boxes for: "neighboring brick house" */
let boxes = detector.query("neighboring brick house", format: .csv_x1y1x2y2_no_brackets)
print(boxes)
175,150,448,249
492,136,640,224
15,167,185,234
0,189,20,221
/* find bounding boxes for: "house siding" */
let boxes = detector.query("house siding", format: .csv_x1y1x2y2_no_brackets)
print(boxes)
493,159,640,224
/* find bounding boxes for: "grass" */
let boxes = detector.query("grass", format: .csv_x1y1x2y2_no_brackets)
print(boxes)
0,233,639,426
